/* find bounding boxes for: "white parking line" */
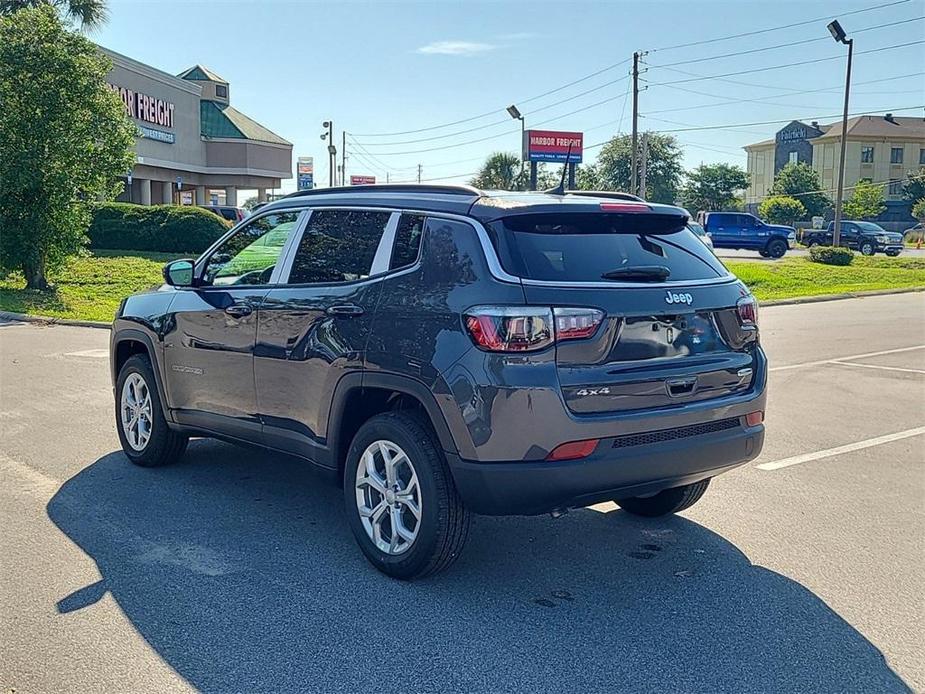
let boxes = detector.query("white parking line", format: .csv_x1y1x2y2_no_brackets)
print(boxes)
769,345,925,372
63,349,109,359
756,426,925,471
831,361,925,375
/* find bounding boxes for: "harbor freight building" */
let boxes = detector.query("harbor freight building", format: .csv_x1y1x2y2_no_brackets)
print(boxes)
104,47,292,207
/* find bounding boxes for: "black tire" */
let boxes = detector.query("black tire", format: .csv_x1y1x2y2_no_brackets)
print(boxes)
616,479,710,518
766,239,787,259
859,241,875,256
807,240,820,248
115,354,187,467
886,250,901,257
343,412,471,580
758,249,769,258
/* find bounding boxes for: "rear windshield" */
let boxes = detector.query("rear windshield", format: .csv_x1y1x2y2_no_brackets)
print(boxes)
489,213,728,282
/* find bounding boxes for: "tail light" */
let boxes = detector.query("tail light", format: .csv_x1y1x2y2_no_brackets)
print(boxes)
464,306,604,352
599,202,650,213
736,295,758,328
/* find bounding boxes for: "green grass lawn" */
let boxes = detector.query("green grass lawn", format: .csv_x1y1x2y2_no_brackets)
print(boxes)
727,256,925,301
0,250,182,322
1,251,923,323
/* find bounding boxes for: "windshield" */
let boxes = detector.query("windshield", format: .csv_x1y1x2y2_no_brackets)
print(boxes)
489,213,727,282
855,221,887,233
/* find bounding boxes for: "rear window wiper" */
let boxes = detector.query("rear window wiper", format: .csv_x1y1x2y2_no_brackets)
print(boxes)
601,265,671,282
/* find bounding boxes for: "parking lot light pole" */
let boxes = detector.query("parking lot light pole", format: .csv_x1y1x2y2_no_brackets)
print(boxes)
507,105,525,181
828,19,853,248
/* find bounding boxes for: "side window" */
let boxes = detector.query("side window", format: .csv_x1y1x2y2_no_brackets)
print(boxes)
390,214,426,270
287,209,391,284
201,212,299,286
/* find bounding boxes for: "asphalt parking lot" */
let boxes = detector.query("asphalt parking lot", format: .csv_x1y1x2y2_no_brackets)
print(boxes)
1,292,923,693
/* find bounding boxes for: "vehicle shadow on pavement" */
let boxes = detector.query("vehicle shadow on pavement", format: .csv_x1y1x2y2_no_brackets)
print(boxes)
48,439,911,693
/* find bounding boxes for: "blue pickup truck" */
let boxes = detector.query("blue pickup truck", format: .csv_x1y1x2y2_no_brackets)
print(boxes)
704,212,796,258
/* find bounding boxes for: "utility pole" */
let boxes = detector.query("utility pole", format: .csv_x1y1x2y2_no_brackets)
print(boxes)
631,51,639,197
341,131,346,187
417,164,422,184
640,133,648,199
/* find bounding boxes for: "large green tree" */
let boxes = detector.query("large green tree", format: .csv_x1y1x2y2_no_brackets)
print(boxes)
581,132,683,204
758,195,806,226
769,162,830,220
901,167,925,202
470,152,559,191
0,0,107,28
842,180,886,220
680,163,750,212
0,5,135,289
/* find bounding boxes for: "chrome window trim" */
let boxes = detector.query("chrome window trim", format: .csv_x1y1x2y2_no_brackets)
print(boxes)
369,212,401,276
218,202,735,291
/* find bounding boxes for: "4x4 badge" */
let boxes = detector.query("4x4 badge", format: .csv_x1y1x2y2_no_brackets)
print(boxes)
665,291,693,305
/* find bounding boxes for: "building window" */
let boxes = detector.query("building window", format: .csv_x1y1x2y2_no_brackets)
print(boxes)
788,151,798,165
860,146,874,163
890,147,903,164
888,179,902,196
919,148,925,165
215,84,228,98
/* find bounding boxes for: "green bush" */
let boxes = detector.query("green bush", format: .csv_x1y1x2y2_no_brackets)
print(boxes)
87,203,231,254
809,246,854,266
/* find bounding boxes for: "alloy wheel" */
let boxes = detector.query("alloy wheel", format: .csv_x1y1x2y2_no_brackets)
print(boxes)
120,372,153,451
355,440,422,555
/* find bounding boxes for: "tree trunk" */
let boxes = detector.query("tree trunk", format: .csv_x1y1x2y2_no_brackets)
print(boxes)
23,258,49,291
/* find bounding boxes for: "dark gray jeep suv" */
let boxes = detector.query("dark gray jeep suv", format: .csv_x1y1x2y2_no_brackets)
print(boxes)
111,185,767,579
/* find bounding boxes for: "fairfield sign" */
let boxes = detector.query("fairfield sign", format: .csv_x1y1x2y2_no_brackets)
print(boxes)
107,83,176,129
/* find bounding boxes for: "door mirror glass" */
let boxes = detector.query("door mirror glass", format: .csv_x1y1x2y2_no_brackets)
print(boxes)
163,259,195,287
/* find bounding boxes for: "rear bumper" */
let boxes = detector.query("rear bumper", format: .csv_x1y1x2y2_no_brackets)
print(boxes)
447,422,764,515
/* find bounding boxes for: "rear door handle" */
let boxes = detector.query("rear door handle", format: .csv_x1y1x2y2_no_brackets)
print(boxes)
224,304,253,318
326,304,364,317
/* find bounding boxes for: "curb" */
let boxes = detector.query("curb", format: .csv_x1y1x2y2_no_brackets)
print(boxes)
0,311,111,330
761,286,925,307
2,286,922,327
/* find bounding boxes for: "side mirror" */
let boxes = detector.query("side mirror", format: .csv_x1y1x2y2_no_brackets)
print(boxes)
163,259,196,287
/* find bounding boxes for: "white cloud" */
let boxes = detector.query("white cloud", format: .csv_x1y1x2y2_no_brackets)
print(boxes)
416,40,496,56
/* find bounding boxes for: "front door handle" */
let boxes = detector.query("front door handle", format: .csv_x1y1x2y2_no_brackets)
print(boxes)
224,303,253,318
326,304,364,317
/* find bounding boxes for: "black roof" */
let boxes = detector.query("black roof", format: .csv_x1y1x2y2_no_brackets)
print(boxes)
265,184,686,223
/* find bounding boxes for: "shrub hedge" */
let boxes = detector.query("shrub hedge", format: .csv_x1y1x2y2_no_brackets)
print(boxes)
809,245,854,266
88,203,231,254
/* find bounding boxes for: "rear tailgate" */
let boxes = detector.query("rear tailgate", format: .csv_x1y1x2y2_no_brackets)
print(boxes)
488,205,759,415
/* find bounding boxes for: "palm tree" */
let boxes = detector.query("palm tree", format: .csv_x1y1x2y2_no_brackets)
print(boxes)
471,152,524,191
0,0,108,29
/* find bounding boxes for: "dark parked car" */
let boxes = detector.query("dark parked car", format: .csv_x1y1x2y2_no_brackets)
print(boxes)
803,220,904,256
704,212,796,258
111,185,767,579
200,204,246,223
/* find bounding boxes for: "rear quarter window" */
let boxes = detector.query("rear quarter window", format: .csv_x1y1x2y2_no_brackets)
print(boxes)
489,212,727,282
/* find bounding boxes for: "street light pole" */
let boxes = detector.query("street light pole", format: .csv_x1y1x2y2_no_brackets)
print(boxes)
507,105,525,185
828,20,853,248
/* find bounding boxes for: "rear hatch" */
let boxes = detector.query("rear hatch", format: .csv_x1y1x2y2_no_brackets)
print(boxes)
487,203,759,415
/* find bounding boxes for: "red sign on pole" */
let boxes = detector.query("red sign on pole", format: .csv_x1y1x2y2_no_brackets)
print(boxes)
350,175,376,185
523,130,583,163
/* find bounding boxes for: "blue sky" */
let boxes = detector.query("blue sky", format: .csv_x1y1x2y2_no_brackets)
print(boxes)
95,0,925,193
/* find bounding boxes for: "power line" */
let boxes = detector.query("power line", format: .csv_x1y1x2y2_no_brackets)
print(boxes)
355,74,629,148
649,39,925,86
752,172,924,203
649,16,923,69
350,0,911,140
648,0,912,53
642,105,925,134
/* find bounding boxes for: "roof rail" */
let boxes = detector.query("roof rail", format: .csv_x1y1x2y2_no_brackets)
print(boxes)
566,190,644,202
283,183,482,199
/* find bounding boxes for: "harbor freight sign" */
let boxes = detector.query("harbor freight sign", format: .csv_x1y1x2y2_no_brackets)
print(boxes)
524,129,583,163
350,175,376,185
297,157,314,190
